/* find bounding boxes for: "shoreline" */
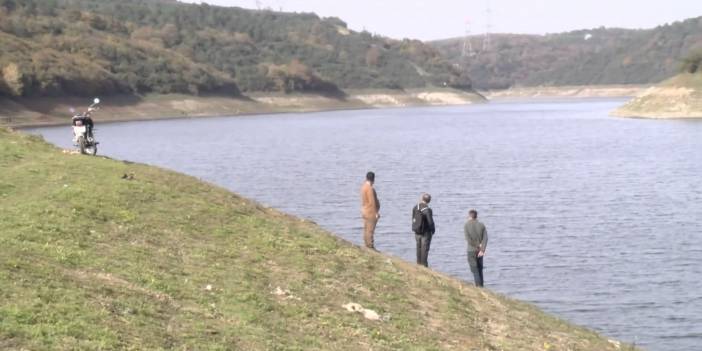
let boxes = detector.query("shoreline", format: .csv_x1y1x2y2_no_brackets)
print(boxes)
2,84,665,129
482,84,650,100
1,88,486,128
8,84,689,128
12,104,384,129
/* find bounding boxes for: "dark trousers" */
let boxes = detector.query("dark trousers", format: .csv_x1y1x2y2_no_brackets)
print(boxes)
467,251,484,287
415,233,432,267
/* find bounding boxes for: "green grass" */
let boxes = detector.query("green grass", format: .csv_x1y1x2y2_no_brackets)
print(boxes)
0,128,629,350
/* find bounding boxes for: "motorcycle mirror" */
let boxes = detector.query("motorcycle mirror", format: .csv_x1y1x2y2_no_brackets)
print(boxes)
93,98,100,104
69,107,76,114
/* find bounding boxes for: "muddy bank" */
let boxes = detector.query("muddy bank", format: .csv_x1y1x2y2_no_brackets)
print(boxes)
612,74,702,119
484,84,648,100
0,88,485,128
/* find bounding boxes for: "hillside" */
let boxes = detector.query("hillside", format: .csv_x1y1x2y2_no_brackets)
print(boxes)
0,0,472,98
433,17,702,89
0,128,630,350
613,50,702,118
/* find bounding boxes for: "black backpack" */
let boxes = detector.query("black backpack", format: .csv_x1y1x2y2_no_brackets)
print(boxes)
412,204,427,234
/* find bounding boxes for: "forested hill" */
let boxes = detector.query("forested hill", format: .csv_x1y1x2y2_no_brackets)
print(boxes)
432,17,702,89
0,0,472,98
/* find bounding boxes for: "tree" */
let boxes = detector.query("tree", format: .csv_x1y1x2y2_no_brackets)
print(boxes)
2,63,25,96
89,14,107,31
22,0,37,16
681,50,702,73
37,0,57,16
1,0,16,13
365,47,381,67
160,23,181,47
66,9,81,22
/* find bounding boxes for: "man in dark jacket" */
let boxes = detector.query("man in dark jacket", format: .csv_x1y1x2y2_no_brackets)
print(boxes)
464,209,488,287
412,193,435,267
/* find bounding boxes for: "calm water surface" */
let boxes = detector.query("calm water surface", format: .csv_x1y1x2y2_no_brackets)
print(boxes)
31,99,702,351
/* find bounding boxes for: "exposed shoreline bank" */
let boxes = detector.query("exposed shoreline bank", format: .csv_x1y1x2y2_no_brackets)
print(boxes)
482,84,649,100
0,88,485,128
612,74,702,119
3,85,669,129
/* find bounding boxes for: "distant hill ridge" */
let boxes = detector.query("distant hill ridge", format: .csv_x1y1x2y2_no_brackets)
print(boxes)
0,0,472,98
432,17,702,89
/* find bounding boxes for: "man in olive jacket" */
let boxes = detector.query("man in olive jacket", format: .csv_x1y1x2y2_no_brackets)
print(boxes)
412,193,435,267
464,209,488,287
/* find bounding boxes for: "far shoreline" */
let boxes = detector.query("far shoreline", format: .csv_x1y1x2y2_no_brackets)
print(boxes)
481,84,649,100
1,88,486,129
2,84,656,129
13,103,386,130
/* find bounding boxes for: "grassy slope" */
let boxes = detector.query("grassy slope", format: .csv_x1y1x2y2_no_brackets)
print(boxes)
0,129,626,350
613,73,702,118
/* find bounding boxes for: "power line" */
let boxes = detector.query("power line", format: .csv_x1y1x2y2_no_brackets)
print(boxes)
482,0,492,52
461,20,474,58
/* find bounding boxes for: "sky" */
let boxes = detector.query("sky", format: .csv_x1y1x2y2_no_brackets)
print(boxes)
179,0,702,41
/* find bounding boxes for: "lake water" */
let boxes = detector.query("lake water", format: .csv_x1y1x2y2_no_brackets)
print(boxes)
30,98,702,351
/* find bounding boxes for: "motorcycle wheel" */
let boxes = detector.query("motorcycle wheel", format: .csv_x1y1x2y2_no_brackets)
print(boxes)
85,143,97,156
78,136,87,154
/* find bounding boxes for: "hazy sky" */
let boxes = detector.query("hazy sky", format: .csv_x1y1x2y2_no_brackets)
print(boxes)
179,0,702,40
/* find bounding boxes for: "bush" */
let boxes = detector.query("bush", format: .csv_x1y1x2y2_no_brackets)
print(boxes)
681,50,702,74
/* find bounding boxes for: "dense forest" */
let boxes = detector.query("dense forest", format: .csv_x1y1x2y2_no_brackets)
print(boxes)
0,0,472,97
433,17,702,89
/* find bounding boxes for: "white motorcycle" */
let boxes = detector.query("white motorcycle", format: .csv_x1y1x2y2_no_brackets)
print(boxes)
71,98,100,155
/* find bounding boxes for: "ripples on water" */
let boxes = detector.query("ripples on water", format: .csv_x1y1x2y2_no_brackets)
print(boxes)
31,99,702,351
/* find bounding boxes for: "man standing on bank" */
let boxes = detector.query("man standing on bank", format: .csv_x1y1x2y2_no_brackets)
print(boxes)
464,209,488,287
360,171,380,249
412,193,435,267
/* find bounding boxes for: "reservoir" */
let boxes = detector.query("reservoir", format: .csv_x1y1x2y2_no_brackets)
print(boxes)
30,98,702,351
